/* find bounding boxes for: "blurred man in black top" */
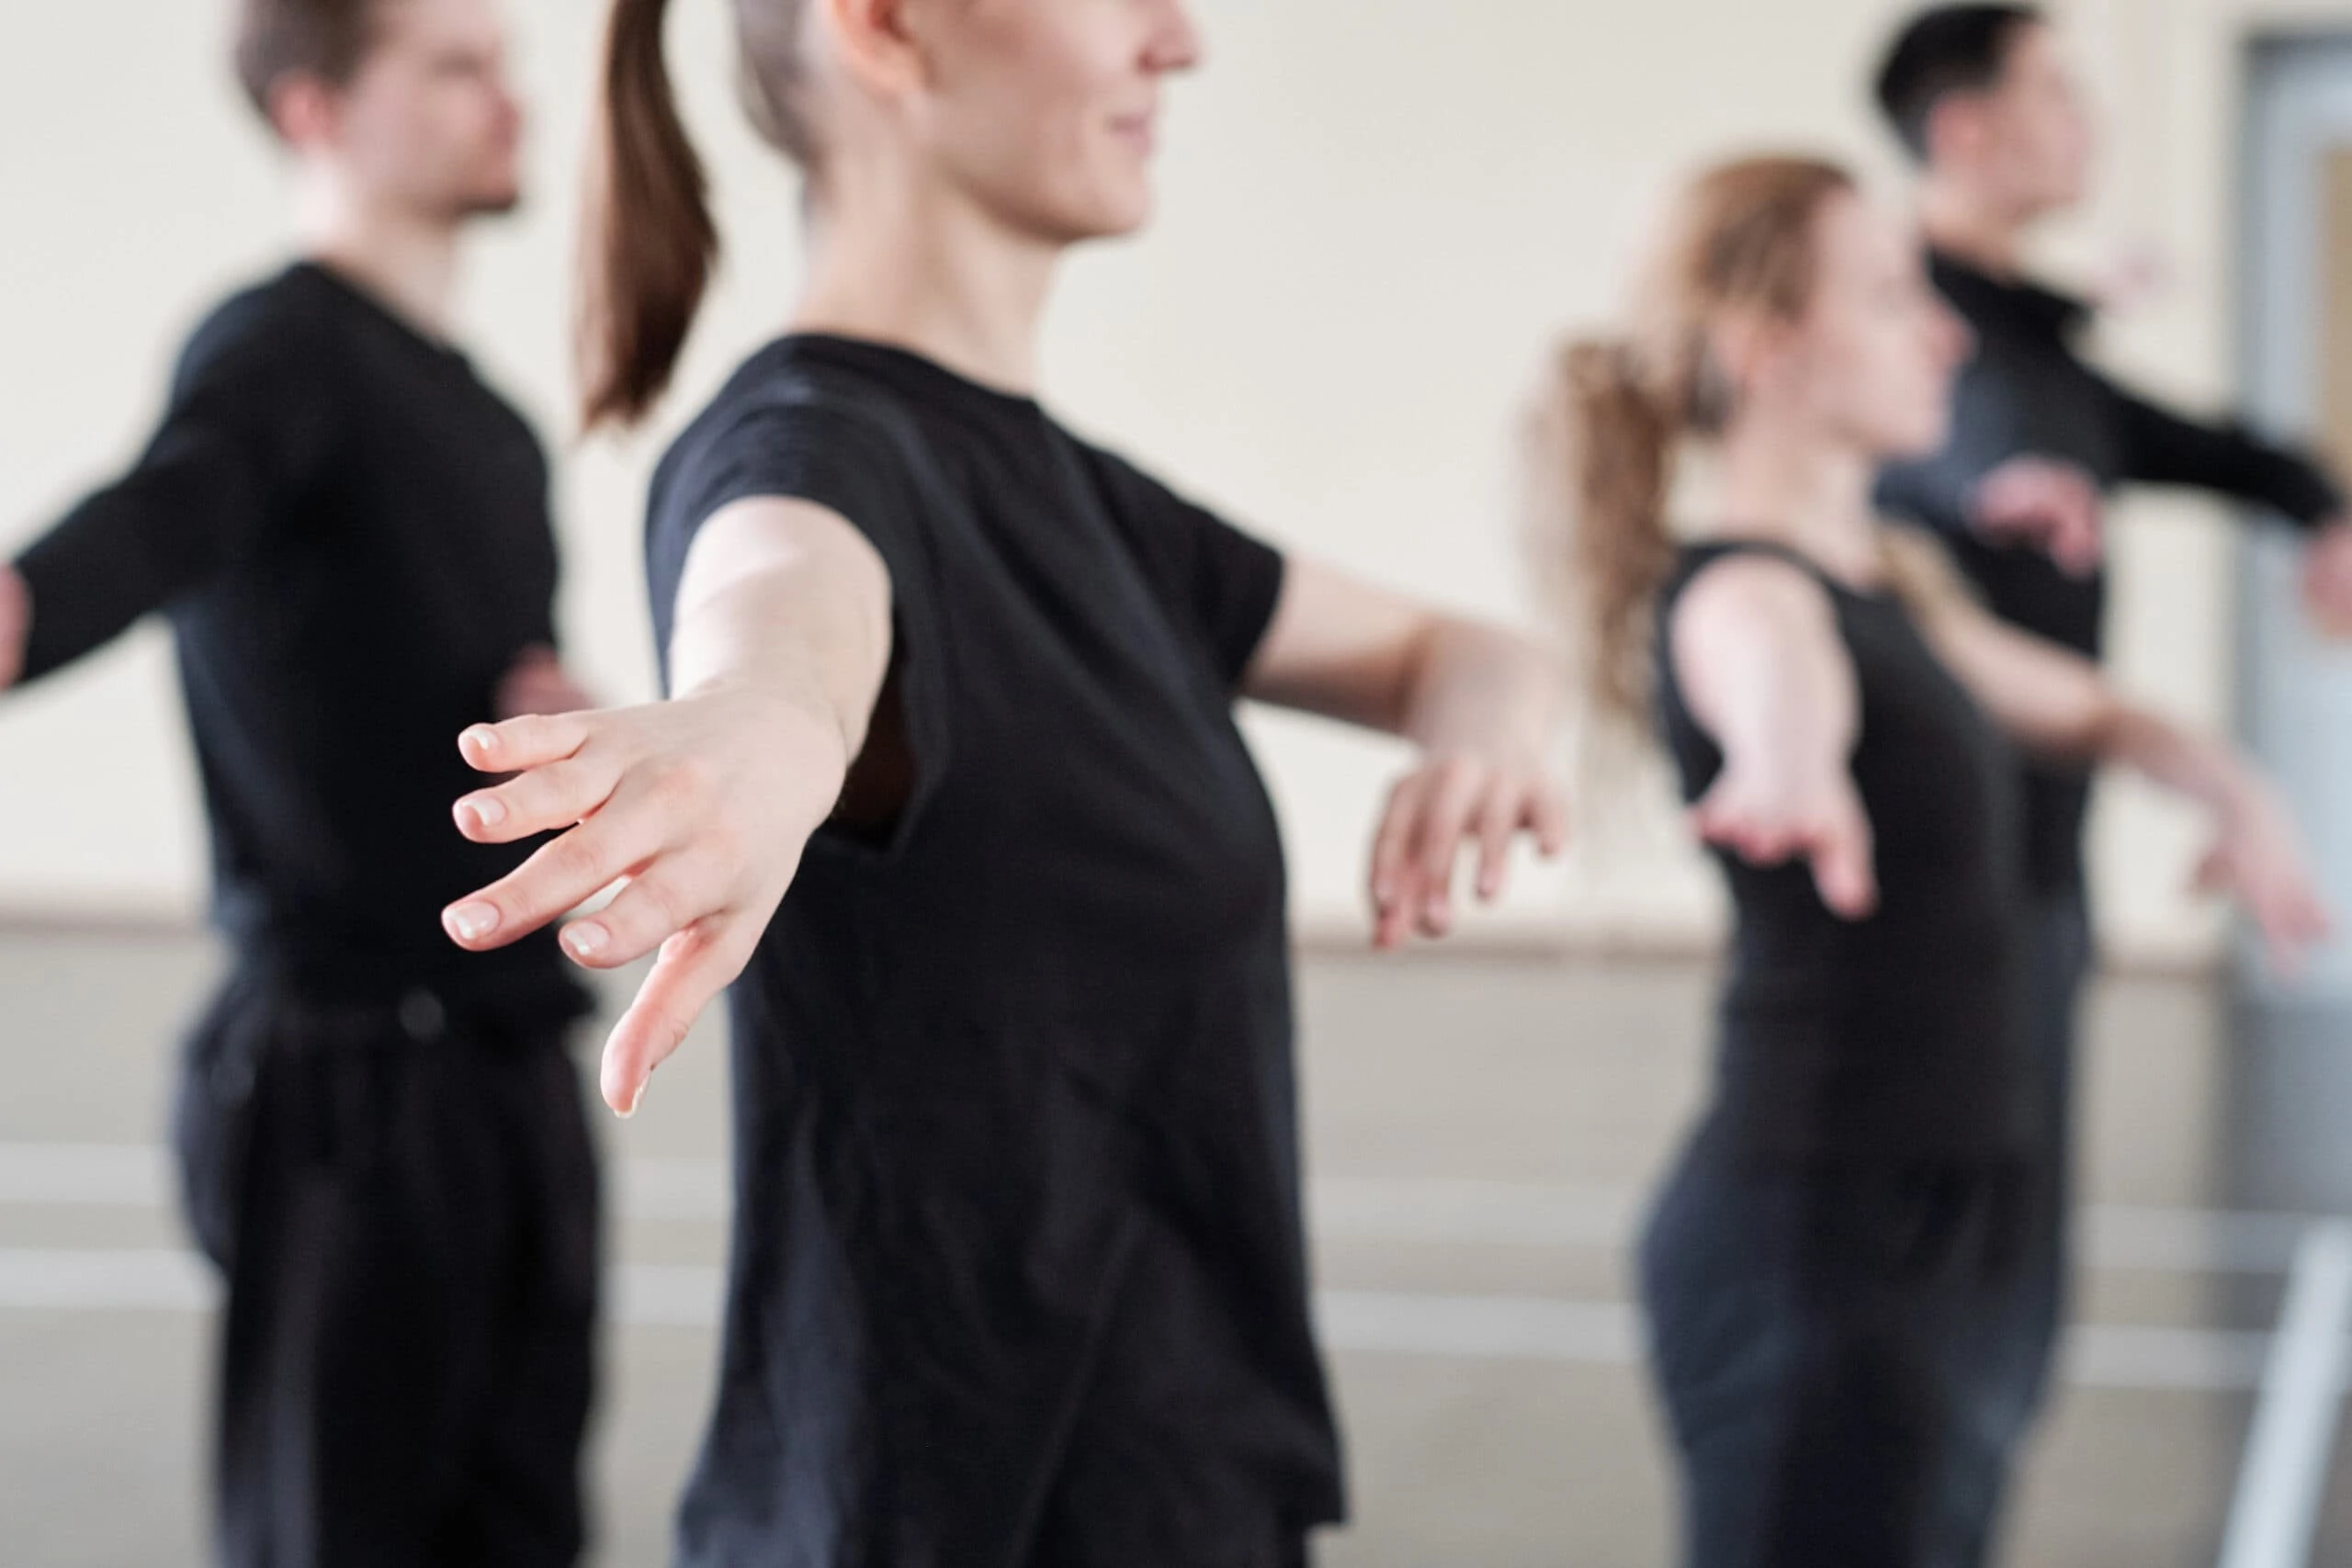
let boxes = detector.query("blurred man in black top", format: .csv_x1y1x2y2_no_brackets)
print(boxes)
0,2,598,1563
1872,0,2352,1487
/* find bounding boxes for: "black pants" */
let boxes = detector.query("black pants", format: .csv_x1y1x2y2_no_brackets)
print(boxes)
1638,891,2091,1568
1986,887,2093,1452
174,967,600,1568
1639,1130,2036,1568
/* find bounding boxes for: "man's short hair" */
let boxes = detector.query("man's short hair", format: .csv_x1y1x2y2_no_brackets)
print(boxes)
233,0,391,124
1874,5,2046,163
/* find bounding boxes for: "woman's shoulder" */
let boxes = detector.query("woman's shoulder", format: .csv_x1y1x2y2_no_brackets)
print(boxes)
653,341,921,513
1662,538,1837,619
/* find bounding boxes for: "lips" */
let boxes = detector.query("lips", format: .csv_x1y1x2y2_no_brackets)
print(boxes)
1110,114,1158,156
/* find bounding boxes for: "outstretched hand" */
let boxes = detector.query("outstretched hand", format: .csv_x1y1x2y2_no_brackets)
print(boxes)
443,687,850,1115
1971,457,2106,579
1689,755,1878,920
1368,751,1567,948
2193,778,2333,976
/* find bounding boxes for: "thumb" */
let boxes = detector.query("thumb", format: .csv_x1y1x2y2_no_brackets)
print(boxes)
1688,778,1751,854
1809,808,1879,920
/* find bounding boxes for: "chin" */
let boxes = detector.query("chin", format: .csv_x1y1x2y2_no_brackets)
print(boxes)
2028,171,2089,220
1095,199,1153,240
1886,421,1951,460
1039,196,1152,245
1865,403,1951,460
465,181,526,219
1082,164,1158,237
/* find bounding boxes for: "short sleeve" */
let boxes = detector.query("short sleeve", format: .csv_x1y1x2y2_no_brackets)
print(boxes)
646,392,932,671
1087,451,1288,690
644,382,951,850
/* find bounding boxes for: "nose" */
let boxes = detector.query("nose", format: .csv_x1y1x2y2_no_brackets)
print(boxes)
493,81,526,141
1147,0,1205,73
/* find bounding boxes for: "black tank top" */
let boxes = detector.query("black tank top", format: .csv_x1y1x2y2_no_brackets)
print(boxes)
1655,539,2025,1163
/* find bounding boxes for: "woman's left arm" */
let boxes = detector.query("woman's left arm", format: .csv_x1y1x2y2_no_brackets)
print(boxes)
1243,558,1570,949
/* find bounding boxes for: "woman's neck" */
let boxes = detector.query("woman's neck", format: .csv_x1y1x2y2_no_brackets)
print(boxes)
1708,416,1884,587
792,171,1063,398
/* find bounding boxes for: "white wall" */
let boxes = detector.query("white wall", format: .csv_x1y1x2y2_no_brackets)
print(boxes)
0,0,2335,961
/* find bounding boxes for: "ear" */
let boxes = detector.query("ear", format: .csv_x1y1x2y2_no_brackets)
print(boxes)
1710,308,1790,403
817,0,931,96
1923,92,1988,171
267,73,343,152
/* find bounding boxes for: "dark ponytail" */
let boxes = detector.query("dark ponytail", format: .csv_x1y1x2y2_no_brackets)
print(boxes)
580,0,720,428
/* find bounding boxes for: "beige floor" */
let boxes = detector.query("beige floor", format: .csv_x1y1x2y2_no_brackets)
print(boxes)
0,931,2338,1566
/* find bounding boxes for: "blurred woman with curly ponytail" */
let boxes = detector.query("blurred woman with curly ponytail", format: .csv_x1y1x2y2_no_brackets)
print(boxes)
1527,156,2327,1565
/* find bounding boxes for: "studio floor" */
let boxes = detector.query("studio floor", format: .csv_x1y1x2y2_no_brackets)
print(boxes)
3,929,2349,1566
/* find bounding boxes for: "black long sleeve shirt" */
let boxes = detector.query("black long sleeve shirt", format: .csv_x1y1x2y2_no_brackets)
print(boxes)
1876,251,2344,895
10,262,577,1010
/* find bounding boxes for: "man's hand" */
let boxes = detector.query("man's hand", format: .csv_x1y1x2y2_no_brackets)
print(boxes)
497,645,595,720
2301,521,2352,639
1970,457,2106,578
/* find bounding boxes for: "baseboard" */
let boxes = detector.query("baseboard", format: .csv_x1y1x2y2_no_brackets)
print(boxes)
0,901,2223,979
0,897,205,937
1290,910,2222,980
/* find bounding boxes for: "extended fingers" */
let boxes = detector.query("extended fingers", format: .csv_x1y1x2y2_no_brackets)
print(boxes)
599,918,761,1117
558,852,731,972
1473,794,1518,902
1469,774,1555,903
1529,780,1571,860
2052,491,2106,578
1370,774,1430,948
1691,789,1795,864
1370,774,1427,909
458,712,593,776
455,753,622,843
443,806,668,953
1412,763,1490,935
1808,807,1879,920
2256,874,2334,956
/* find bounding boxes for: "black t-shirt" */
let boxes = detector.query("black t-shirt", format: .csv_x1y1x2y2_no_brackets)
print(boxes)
1656,541,2026,1163
644,335,1341,1561
10,263,577,1010
1876,251,2342,896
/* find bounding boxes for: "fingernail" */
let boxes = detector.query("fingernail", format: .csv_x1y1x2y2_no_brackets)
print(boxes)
445,901,502,942
563,921,610,961
460,726,498,759
460,796,507,831
615,1081,644,1120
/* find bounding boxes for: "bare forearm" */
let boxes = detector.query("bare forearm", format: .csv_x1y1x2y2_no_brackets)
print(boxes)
1721,655,1854,780
667,503,895,780
1395,618,1565,757
2094,704,2262,821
